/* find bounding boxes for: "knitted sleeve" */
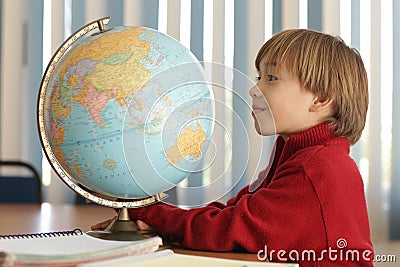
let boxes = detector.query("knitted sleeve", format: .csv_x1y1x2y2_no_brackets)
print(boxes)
207,166,269,208
128,166,323,253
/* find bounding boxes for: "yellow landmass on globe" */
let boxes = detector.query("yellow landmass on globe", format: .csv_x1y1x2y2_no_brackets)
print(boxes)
157,89,173,106
166,121,206,166
50,118,67,164
89,47,150,99
51,87,72,122
73,161,83,178
103,159,117,170
59,27,151,72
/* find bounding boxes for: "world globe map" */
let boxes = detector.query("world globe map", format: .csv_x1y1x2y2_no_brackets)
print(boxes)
40,25,214,200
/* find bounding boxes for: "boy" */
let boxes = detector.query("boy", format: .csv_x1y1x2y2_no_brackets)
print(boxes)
92,29,373,266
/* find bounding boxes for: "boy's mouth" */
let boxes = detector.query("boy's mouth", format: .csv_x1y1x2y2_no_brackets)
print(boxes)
252,105,266,114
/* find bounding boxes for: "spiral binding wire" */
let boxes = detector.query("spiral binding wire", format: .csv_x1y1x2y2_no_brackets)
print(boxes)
0,228,83,239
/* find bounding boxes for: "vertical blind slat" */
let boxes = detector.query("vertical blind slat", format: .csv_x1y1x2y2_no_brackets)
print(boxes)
190,0,204,61
390,0,400,240
367,0,384,241
308,0,322,31
282,0,299,29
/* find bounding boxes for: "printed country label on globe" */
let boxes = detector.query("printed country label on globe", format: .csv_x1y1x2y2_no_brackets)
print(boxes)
43,25,214,199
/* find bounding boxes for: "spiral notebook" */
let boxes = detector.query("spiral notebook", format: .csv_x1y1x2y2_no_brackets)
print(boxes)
0,229,162,267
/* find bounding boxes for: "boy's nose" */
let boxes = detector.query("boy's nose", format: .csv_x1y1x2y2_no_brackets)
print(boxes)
249,85,262,98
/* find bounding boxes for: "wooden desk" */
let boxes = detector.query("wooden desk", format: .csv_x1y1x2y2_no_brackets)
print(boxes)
0,203,258,261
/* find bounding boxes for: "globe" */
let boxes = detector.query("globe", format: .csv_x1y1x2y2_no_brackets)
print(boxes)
38,18,214,205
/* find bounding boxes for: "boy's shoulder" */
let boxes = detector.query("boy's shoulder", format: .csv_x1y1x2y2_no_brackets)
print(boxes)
287,136,354,173
287,136,361,186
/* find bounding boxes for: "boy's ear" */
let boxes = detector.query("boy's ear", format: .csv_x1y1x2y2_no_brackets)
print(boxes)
309,96,334,112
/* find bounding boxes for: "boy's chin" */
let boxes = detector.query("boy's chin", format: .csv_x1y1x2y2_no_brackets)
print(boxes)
254,123,275,136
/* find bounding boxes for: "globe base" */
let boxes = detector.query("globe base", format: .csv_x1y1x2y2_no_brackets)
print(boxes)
86,207,155,241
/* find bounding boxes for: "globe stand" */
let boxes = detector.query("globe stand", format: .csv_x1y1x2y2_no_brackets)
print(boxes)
87,207,153,241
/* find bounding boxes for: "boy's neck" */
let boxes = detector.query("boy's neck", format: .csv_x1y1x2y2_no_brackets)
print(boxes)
279,134,289,141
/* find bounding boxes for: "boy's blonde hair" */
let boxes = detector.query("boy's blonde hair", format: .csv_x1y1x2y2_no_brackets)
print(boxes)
255,29,368,145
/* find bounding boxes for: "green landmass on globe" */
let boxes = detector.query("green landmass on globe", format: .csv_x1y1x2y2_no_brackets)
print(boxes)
42,25,214,199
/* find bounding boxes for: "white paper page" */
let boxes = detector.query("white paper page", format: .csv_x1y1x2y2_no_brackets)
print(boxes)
129,254,298,267
0,234,161,255
78,249,175,267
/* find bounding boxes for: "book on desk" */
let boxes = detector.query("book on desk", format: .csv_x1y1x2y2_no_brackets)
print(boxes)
0,229,162,266
0,228,298,267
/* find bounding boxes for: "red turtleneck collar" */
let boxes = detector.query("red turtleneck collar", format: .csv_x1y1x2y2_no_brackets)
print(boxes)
277,122,349,162
260,122,351,187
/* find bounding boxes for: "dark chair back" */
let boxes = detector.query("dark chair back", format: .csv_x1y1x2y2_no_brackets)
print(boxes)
0,161,42,203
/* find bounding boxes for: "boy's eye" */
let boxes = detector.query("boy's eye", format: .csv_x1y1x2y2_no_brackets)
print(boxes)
256,75,277,82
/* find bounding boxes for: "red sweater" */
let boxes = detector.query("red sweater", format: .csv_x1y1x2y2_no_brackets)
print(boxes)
128,123,374,266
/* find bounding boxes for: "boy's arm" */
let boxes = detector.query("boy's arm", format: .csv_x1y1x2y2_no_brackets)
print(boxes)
206,185,250,208
128,170,318,252
206,167,269,208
